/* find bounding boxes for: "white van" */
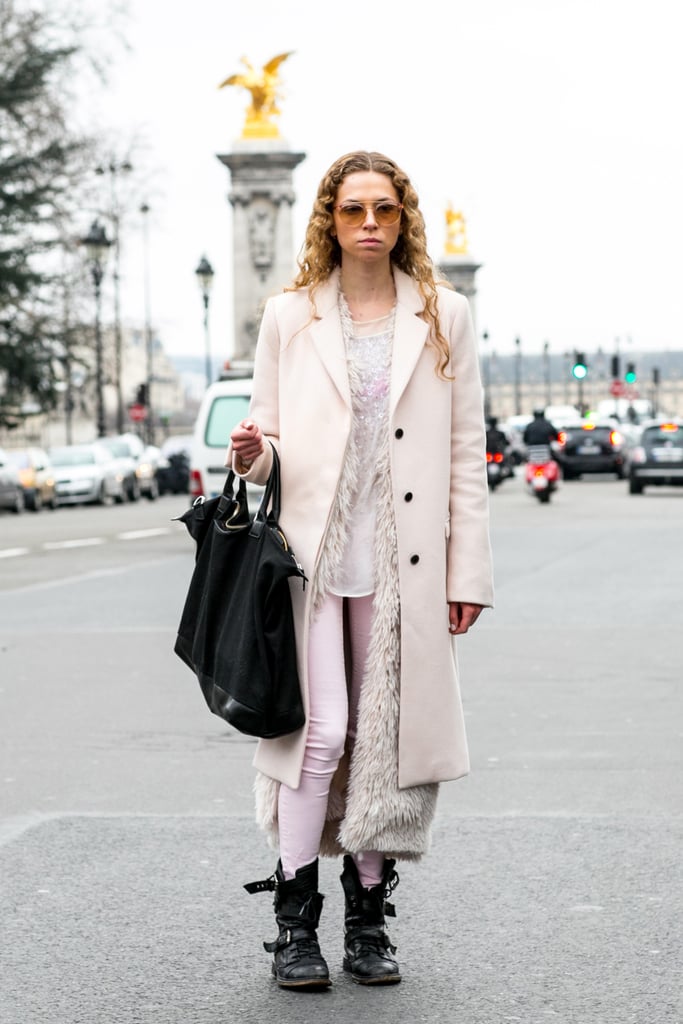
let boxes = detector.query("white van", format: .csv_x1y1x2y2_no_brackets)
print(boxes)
189,376,262,503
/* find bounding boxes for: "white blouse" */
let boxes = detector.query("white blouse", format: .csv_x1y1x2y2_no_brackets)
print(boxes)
329,302,395,598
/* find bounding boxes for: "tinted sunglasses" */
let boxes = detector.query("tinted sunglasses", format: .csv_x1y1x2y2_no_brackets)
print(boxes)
333,201,403,227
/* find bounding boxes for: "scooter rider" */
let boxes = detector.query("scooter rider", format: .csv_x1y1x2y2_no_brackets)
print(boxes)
486,416,509,455
523,408,559,447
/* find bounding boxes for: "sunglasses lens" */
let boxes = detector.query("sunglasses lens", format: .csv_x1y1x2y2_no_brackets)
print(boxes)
375,203,402,225
337,204,365,225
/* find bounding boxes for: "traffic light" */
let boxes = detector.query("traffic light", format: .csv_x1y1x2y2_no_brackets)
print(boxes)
571,352,588,380
135,382,148,405
652,367,660,386
610,355,621,378
625,362,637,384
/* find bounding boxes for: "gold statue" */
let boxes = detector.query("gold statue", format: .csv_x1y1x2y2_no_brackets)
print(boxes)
445,205,469,255
219,52,294,139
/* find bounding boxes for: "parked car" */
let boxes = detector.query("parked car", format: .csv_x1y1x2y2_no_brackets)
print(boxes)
48,442,125,506
156,434,192,495
0,447,24,513
189,377,258,503
5,447,57,511
628,420,683,494
98,435,141,501
99,433,159,500
135,444,160,501
554,421,627,479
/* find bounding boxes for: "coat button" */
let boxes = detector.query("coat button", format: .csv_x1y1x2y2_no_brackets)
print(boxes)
410,554,420,565
404,492,413,502
394,428,404,438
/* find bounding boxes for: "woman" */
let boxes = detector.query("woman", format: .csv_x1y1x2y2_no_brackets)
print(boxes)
229,150,494,989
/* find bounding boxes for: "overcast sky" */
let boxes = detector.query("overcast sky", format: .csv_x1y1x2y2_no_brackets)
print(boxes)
73,0,682,365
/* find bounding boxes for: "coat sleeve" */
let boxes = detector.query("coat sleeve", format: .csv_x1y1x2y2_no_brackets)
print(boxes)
225,298,280,485
445,293,495,607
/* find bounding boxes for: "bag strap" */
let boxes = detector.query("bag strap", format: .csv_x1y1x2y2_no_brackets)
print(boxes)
217,469,247,517
250,443,281,536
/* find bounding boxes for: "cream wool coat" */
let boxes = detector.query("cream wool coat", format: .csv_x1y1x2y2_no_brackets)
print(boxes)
231,267,494,859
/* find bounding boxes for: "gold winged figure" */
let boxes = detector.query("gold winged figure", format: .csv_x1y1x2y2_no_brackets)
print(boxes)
445,204,469,255
219,52,294,139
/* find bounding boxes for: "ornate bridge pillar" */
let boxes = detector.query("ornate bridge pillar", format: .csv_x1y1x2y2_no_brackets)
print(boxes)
435,207,482,336
218,142,305,362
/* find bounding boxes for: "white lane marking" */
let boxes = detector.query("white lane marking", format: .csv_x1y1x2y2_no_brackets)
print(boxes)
0,548,29,559
42,538,105,550
117,528,172,540
0,555,188,594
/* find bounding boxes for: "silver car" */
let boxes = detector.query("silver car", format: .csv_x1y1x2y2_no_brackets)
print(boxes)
0,447,25,514
48,442,125,506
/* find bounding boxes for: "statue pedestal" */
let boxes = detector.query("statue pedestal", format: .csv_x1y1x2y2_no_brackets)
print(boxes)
218,139,306,361
436,254,483,335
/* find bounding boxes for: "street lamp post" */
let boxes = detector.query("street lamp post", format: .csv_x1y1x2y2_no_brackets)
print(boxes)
195,256,215,389
140,202,154,444
80,220,112,438
514,336,522,415
543,340,551,406
96,159,132,434
482,330,491,418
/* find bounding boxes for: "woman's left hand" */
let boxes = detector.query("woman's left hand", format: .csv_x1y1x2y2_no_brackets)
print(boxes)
448,602,484,635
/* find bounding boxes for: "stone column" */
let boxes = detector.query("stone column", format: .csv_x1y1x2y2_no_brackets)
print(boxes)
436,254,483,337
217,140,305,362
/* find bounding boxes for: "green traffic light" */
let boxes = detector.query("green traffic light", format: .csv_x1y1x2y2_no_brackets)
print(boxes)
625,362,637,383
571,351,587,380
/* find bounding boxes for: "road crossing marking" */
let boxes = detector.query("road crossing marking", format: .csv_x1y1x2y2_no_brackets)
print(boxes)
0,547,29,559
42,538,105,550
0,527,174,561
117,528,172,540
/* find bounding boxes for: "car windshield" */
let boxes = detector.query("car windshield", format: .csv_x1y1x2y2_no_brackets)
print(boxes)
204,395,251,447
101,440,129,457
50,448,96,466
6,451,30,468
644,425,683,447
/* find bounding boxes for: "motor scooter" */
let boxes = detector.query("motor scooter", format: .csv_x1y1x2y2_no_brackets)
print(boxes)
486,450,506,490
524,445,560,503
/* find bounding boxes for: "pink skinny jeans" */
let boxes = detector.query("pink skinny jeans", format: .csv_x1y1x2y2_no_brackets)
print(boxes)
278,593,386,887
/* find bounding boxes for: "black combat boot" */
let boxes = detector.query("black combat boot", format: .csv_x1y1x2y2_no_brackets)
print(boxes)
244,859,331,989
340,855,401,985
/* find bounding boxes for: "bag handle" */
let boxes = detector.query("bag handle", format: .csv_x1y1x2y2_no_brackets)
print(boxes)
217,469,247,518
251,443,281,536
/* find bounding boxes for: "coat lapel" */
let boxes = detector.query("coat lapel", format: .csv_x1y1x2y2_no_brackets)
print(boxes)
307,268,428,414
309,271,351,409
390,270,429,417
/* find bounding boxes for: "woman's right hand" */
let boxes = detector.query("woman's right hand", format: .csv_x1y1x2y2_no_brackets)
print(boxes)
230,419,264,466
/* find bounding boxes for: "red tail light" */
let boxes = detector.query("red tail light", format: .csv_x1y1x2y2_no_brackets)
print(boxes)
610,430,623,446
557,430,567,446
487,451,504,463
189,469,204,498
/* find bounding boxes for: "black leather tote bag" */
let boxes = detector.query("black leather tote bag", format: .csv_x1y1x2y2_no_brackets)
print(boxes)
174,446,307,738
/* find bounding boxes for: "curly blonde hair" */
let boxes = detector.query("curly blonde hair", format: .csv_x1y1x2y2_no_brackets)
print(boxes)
288,150,454,379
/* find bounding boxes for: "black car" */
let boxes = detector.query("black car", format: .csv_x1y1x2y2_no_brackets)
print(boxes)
156,434,192,495
628,420,683,494
554,422,627,480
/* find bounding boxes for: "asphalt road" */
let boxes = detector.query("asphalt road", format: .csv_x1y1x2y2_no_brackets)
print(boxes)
1,477,681,1023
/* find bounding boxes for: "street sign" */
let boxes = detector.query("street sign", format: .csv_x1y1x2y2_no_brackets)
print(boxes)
129,402,147,422
610,380,626,397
